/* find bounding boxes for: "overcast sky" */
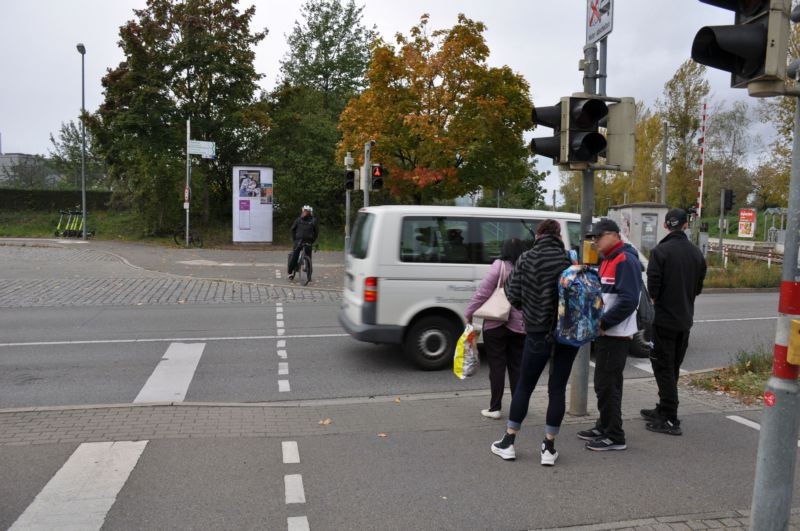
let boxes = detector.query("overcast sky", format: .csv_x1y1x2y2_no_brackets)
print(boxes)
0,0,762,198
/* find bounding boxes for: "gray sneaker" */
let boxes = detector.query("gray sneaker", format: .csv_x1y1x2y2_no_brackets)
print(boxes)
585,438,627,451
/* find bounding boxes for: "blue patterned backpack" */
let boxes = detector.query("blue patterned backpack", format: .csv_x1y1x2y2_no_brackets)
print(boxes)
555,265,604,347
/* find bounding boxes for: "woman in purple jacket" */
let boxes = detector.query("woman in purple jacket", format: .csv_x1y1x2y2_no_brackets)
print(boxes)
465,238,526,419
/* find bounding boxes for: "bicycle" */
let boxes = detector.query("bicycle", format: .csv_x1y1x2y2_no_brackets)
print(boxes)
290,242,313,286
173,225,203,247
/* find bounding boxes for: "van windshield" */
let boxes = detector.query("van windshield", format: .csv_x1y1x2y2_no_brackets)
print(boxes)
350,212,374,259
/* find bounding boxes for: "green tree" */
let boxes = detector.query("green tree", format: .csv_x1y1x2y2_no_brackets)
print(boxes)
88,0,269,233
266,0,375,228
48,120,107,190
478,160,548,209
338,14,533,204
658,59,710,209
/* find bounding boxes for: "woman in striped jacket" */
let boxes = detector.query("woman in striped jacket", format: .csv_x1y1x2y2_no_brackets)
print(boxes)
490,219,578,467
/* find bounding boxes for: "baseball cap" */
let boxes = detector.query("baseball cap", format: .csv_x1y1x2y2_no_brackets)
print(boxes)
665,208,688,229
587,218,621,238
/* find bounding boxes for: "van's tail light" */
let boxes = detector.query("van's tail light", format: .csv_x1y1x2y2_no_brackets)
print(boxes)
364,277,378,302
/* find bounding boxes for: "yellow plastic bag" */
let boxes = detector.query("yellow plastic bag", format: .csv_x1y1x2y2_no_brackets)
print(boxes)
453,324,480,379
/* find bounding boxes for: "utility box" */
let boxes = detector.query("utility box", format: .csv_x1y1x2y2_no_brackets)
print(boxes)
606,202,669,255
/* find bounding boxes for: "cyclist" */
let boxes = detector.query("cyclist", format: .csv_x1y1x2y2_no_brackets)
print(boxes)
288,205,319,281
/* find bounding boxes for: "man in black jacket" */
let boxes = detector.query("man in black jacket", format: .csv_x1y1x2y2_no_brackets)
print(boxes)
288,205,319,281
642,208,707,435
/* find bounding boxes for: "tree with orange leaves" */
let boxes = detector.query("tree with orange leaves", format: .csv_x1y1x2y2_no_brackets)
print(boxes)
338,14,534,204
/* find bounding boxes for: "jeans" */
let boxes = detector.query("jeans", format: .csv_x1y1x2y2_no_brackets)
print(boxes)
482,326,524,412
507,332,579,435
593,336,630,443
649,325,690,422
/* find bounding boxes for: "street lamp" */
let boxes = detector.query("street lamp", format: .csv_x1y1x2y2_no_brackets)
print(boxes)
76,43,87,240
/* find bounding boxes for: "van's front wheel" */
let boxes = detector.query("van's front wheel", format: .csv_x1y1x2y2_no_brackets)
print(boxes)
405,316,459,371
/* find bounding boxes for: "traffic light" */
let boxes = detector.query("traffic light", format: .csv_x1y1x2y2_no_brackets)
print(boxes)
345,169,355,190
530,100,565,163
691,0,790,95
605,97,636,172
370,163,385,191
723,188,734,212
564,96,608,165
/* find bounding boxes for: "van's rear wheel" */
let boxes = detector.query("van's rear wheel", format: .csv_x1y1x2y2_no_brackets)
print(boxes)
405,316,459,370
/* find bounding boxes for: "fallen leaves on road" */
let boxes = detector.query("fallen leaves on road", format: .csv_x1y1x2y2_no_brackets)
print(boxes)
318,418,332,425
394,397,401,404
377,433,388,438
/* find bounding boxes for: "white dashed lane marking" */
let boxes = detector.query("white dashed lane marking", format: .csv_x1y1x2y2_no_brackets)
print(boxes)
279,362,289,375
284,474,306,504
288,516,310,531
282,441,300,464
279,380,291,392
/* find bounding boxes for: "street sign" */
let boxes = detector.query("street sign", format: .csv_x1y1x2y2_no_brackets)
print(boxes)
188,140,216,159
586,0,613,44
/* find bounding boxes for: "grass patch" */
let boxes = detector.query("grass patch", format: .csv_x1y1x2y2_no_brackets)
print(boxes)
688,346,772,405
704,252,781,289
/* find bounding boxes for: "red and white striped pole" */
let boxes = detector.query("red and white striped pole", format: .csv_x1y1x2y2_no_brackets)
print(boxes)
697,102,706,219
750,94,800,530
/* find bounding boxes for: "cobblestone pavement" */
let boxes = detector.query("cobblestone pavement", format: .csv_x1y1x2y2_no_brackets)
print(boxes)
0,241,342,307
533,508,800,530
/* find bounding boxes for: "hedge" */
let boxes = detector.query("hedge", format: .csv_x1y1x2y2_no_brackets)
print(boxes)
0,189,112,212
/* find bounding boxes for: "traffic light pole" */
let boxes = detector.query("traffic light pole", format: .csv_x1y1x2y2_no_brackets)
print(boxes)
569,42,599,417
749,93,800,531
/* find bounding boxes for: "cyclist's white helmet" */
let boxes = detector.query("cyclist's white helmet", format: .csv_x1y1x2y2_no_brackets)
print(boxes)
302,205,313,213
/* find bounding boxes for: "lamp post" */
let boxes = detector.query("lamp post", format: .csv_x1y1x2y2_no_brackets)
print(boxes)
76,43,87,240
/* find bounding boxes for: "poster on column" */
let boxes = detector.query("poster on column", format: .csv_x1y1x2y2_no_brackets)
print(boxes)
232,166,273,242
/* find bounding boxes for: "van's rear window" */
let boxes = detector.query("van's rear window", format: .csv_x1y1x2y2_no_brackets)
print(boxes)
349,212,374,259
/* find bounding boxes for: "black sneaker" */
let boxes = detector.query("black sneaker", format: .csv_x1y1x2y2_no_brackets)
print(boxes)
491,432,516,460
288,272,295,281
640,407,661,421
576,427,604,441
646,418,682,436
585,438,627,451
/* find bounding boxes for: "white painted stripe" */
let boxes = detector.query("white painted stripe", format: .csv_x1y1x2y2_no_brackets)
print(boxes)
279,362,289,375
278,349,288,359
277,313,284,320
10,441,147,531
284,474,306,503
282,441,300,464
277,320,285,328
727,415,761,431
279,380,291,392
0,333,348,348
288,516,310,531
631,361,653,374
277,340,286,348
134,343,204,403
694,316,777,323
275,270,281,278
278,329,285,336
276,302,283,306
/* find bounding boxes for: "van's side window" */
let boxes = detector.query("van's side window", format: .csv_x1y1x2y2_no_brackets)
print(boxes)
566,221,581,254
475,218,537,263
350,212,374,259
400,217,471,263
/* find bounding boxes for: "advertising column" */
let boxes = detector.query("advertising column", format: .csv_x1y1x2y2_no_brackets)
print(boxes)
232,166,273,243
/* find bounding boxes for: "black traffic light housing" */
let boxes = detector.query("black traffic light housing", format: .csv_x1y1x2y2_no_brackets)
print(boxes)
370,163,385,191
723,188,734,212
691,0,790,95
345,169,356,190
530,102,564,163
564,96,608,164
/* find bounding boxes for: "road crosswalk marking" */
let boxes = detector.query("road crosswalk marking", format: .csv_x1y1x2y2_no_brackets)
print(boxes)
134,342,205,403
10,440,147,531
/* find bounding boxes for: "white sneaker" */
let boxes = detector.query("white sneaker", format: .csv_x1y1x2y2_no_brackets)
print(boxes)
481,408,501,419
541,440,558,466
491,435,516,460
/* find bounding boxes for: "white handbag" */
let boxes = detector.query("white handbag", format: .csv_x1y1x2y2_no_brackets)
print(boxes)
473,261,512,322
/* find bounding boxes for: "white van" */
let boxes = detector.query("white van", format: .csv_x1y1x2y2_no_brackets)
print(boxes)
337,205,585,370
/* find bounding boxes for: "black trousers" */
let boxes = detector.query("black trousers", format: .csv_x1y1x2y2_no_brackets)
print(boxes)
593,336,630,443
649,325,690,422
482,325,524,412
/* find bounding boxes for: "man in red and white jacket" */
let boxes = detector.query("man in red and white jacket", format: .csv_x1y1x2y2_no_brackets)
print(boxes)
578,218,642,452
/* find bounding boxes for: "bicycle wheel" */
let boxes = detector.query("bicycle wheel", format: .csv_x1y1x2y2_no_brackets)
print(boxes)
190,232,203,248
174,228,186,246
299,255,312,286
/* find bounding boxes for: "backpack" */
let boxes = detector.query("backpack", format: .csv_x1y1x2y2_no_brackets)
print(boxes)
555,265,604,347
